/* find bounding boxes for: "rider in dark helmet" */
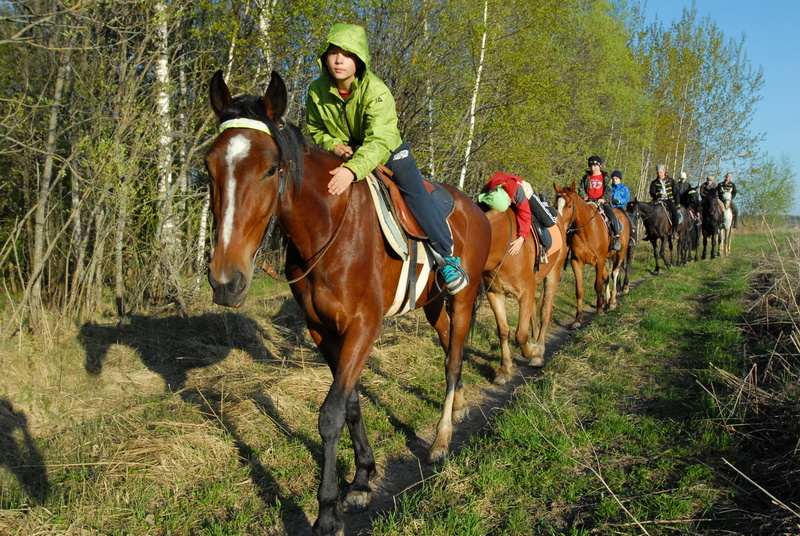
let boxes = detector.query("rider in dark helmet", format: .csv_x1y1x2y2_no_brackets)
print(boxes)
578,155,622,251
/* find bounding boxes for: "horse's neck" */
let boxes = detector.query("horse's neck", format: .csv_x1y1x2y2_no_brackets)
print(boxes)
279,149,353,253
574,198,599,226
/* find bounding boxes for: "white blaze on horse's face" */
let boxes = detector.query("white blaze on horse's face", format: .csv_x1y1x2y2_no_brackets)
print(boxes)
557,196,566,216
221,134,252,250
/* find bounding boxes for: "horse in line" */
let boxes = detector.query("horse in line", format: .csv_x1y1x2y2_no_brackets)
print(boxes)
625,199,675,273
679,186,703,264
719,189,734,255
205,71,492,536
701,186,725,259
554,182,631,329
482,202,569,385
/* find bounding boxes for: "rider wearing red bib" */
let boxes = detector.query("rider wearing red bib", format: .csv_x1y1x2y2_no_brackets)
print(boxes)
578,155,621,251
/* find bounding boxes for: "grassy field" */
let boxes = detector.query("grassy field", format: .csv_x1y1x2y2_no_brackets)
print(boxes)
1,230,798,535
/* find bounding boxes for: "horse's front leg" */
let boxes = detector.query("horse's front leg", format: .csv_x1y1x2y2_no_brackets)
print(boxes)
594,260,607,315
314,381,348,536
651,240,660,273
570,257,585,329
701,233,709,260
311,329,376,536
342,388,376,512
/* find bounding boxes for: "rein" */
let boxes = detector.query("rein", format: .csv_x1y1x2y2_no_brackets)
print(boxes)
218,118,352,285
562,195,601,234
257,186,354,284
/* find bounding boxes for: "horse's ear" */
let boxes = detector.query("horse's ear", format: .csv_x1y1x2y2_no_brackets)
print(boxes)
264,71,288,124
570,180,577,191
209,70,232,118
552,181,559,191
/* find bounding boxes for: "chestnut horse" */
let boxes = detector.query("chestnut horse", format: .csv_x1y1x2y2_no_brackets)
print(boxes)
554,182,631,329
205,71,490,536
482,205,568,385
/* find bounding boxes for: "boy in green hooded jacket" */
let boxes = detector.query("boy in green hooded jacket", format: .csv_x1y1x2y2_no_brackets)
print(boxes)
305,23,468,294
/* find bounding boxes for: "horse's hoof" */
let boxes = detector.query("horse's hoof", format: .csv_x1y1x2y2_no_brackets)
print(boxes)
608,303,617,311
342,489,372,513
528,356,544,368
570,322,581,330
312,518,345,536
493,373,512,386
427,445,449,464
453,407,468,424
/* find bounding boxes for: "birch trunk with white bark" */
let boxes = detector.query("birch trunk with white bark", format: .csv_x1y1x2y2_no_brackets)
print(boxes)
458,0,488,190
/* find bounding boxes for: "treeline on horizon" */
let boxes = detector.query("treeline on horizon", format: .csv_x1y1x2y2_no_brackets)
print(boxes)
0,0,794,333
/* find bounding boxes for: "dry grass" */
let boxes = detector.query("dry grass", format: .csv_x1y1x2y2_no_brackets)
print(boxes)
1,276,515,534
705,230,800,535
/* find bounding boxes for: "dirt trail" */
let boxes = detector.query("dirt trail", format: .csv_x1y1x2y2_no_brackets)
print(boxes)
284,304,603,535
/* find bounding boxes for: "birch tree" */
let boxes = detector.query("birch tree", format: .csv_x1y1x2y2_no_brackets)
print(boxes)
458,0,488,190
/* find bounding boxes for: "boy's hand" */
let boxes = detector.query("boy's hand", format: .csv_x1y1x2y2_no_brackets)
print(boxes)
328,166,356,196
508,236,524,256
334,144,354,161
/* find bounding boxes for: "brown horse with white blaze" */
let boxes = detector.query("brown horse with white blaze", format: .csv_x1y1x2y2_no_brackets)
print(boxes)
482,206,569,385
205,71,491,536
555,181,631,329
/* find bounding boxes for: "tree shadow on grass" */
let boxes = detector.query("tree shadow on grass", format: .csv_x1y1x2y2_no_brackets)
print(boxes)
0,399,50,505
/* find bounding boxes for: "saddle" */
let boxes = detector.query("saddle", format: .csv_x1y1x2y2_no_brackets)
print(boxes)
363,166,456,317
374,164,455,239
588,201,619,239
529,221,562,267
656,199,682,225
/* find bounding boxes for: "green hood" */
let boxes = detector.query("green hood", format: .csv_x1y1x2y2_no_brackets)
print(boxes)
318,23,371,70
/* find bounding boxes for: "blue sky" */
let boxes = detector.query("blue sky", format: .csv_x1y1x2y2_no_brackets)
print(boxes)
641,1,800,213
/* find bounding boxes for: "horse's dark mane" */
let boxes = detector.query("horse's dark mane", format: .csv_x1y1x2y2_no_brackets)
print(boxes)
221,94,308,192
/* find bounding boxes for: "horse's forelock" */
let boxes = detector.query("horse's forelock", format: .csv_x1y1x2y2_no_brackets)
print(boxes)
219,94,306,192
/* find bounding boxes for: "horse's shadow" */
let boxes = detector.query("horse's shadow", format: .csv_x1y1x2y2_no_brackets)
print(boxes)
78,307,321,533
79,307,313,391
0,399,50,503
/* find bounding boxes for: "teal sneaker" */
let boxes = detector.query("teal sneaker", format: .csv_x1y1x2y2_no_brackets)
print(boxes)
441,256,469,295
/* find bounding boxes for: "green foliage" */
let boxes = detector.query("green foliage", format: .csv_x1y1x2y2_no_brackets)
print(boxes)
0,0,772,326
740,152,797,220
630,4,764,189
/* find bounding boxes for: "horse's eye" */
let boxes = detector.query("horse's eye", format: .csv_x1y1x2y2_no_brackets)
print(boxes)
264,165,278,179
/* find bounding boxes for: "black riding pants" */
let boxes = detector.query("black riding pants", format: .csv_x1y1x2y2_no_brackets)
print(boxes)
600,203,622,235
384,142,453,257
662,199,679,231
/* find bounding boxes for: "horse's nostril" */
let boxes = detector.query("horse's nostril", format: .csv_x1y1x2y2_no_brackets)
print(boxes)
232,271,247,294
207,270,220,291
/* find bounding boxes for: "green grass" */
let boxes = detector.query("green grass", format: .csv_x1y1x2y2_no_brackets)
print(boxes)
370,232,788,535
1,230,796,535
